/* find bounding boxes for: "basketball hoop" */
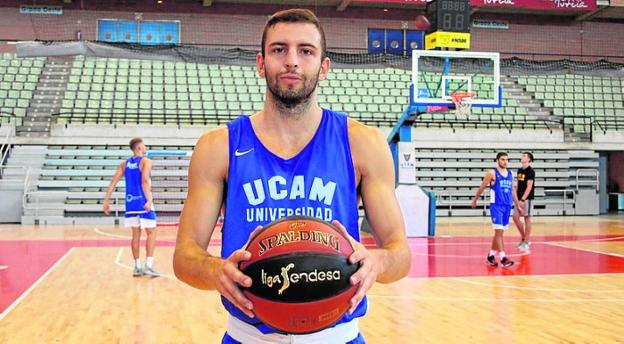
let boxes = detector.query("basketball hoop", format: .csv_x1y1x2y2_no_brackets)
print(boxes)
451,91,476,116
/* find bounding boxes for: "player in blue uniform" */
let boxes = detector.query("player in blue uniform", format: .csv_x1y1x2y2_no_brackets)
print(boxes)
472,152,515,268
104,138,160,277
173,9,411,343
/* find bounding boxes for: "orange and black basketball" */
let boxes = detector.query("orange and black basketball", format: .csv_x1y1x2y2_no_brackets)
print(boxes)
238,216,359,334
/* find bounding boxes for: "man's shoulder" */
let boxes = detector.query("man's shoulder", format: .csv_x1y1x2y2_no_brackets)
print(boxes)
347,117,384,141
197,127,229,149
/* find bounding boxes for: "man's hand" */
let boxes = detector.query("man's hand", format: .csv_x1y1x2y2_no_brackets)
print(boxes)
518,200,525,214
144,200,153,212
471,197,478,209
332,220,382,315
103,199,110,215
214,249,254,318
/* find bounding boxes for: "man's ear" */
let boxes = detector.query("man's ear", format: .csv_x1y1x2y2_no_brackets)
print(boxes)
256,52,266,78
318,57,331,81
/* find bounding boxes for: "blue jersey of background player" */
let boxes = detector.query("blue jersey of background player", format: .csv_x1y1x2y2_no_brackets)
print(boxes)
104,137,160,278
472,152,515,268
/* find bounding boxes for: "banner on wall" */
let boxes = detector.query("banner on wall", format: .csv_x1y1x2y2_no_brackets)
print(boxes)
470,0,596,11
425,31,471,50
397,142,416,185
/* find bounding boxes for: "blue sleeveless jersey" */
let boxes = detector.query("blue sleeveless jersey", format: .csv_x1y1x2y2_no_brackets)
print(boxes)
490,168,513,207
223,109,365,334
124,156,156,219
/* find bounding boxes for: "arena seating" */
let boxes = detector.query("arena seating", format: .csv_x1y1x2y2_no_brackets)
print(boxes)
23,145,191,224
0,54,45,125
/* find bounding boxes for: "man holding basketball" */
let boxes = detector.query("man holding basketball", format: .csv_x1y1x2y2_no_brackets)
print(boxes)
174,9,411,343
103,138,160,278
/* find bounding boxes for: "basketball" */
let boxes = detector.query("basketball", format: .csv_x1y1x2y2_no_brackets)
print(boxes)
238,216,359,334
415,14,430,31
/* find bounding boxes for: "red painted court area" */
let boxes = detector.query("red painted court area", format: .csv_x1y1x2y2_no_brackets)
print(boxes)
404,235,624,278
0,240,175,315
1,235,623,315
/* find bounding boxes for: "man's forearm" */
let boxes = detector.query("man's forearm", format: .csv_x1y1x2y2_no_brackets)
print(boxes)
173,242,223,290
104,179,118,201
142,181,153,203
521,185,532,201
371,242,411,284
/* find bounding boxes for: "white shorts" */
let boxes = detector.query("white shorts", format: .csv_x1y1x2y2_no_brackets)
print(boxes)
124,216,157,229
226,316,360,344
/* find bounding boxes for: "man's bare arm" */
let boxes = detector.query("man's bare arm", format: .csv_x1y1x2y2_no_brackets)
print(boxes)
521,180,534,201
472,170,494,208
173,128,253,316
353,124,411,282
103,162,125,215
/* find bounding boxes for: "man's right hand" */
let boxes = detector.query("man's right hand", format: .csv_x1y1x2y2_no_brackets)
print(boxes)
471,198,478,209
214,249,254,318
103,200,110,215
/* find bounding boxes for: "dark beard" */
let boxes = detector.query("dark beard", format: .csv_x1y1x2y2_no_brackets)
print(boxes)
266,70,319,110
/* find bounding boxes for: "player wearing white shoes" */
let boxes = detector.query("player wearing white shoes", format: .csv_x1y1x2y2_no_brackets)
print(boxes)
472,152,515,268
513,152,535,252
104,138,160,277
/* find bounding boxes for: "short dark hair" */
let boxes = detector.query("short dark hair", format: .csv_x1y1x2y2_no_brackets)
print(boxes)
496,152,508,161
522,151,534,162
129,137,143,151
261,9,326,59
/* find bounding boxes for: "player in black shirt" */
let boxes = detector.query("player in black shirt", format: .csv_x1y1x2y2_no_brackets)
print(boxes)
512,152,535,251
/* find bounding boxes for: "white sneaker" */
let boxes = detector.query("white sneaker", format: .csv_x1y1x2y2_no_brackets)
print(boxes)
517,240,525,248
144,266,160,278
133,266,144,277
519,241,531,251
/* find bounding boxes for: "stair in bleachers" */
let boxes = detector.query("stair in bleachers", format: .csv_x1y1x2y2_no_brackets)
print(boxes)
17,57,72,137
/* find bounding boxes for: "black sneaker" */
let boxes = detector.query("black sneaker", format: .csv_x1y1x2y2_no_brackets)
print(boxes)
487,255,498,267
500,257,515,268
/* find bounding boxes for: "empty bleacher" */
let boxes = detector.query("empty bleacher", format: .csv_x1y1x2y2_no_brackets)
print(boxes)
415,148,600,216
0,53,45,124
56,56,555,128
23,145,191,224
18,144,601,224
516,74,624,134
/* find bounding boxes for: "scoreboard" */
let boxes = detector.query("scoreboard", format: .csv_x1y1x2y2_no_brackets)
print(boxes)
425,0,472,50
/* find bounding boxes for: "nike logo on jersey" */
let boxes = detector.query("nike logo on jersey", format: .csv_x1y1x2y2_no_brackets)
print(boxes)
235,148,254,157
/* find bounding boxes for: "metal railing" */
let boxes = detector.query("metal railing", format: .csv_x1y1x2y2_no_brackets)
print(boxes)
435,190,488,215
544,189,576,215
0,129,11,172
575,168,599,192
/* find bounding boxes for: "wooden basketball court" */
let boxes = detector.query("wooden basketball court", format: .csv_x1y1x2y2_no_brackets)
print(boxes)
1,215,623,343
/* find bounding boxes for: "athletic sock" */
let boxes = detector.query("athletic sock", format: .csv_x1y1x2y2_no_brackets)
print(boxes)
146,256,154,269
134,258,141,268
499,251,506,259
488,249,497,257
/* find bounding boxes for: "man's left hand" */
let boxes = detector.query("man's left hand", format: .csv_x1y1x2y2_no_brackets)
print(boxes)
332,220,383,315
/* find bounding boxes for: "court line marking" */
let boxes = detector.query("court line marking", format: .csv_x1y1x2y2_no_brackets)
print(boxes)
94,227,132,239
409,251,530,258
94,227,177,243
0,265,7,270
407,235,624,247
0,247,75,321
114,247,176,280
449,276,624,293
545,242,624,258
366,294,624,302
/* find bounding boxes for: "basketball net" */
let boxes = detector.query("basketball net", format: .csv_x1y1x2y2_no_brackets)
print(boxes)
450,91,476,117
